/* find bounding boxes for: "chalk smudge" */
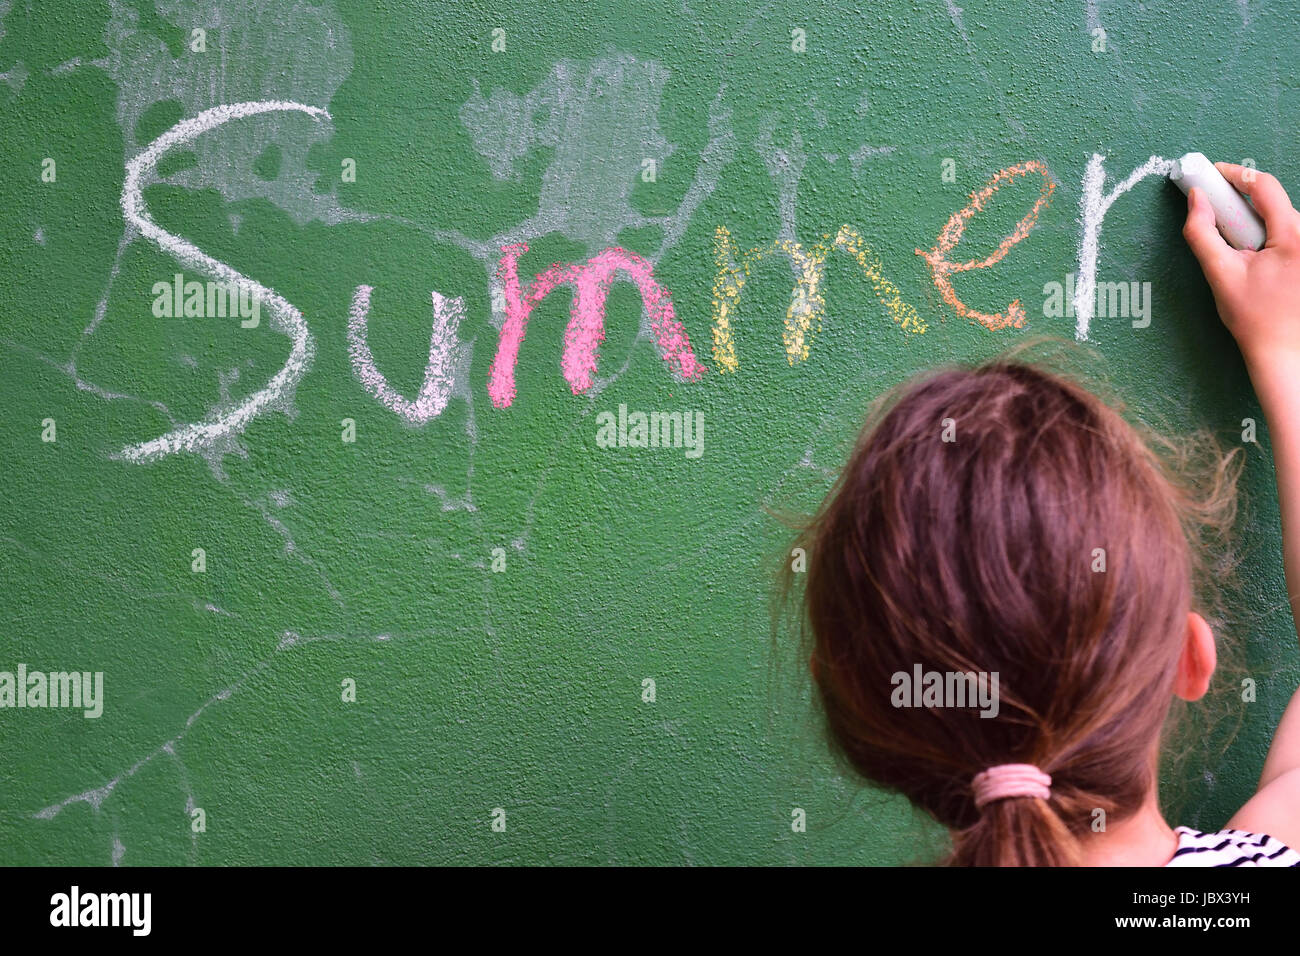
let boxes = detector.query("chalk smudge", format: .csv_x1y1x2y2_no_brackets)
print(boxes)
459,53,674,250
1085,0,1102,33
450,54,735,333
348,285,465,424
114,101,327,463
1074,154,1172,340
103,0,358,229
488,243,705,409
916,160,1055,331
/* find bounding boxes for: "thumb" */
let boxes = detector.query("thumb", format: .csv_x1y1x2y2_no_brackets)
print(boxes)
1182,186,1235,283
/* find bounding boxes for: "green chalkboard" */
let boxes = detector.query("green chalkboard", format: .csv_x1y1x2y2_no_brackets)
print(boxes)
2,0,1297,865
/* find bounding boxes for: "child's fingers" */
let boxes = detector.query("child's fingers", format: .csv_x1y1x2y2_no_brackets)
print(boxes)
1183,187,1236,284
1216,162,1298,238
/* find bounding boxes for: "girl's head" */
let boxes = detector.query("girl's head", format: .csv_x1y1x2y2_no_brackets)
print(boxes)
795,351,1240,865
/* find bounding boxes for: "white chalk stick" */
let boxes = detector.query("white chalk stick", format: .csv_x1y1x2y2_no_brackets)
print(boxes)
1168,152,1266,250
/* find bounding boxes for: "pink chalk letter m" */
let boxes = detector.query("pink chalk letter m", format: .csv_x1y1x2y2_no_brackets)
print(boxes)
487,243,706,408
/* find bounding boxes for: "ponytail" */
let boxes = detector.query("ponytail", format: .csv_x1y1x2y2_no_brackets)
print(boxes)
950,797,1082,867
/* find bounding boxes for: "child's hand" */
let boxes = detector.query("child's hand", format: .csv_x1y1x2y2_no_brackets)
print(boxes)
1182,162,1300,370
1186,164,1300,820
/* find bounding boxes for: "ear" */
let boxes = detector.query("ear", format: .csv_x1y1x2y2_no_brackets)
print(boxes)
1173,612,1216,701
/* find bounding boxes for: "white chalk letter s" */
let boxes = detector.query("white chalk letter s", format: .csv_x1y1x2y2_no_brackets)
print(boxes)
116,101,330,463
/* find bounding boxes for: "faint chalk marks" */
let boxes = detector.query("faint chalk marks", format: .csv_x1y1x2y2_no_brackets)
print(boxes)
394,477,477,514
849,144,898,178
0,533,241,619
229,485,344,605
1,337,178,423
655,84,736,262
940,0,1028,138
34,629,423,824
757,117,806,245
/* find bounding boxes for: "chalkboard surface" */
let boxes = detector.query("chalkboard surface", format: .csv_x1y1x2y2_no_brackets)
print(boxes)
2,0,1297,865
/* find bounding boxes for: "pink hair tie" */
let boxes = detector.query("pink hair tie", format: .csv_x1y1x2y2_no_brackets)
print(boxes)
972,764,1052,809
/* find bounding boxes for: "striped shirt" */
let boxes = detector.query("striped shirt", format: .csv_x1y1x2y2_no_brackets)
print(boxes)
1166,827,1300,866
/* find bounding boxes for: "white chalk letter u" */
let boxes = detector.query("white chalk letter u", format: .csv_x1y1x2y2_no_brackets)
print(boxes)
347,285,464,424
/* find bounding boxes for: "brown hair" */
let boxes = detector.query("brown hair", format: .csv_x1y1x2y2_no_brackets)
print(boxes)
785,344,1241,866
